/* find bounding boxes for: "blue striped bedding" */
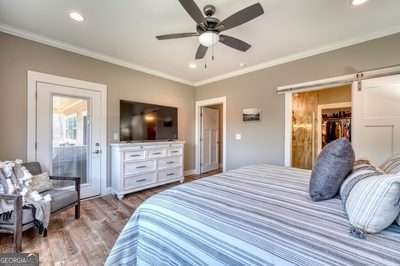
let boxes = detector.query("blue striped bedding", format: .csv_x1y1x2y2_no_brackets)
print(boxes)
106,164,400,265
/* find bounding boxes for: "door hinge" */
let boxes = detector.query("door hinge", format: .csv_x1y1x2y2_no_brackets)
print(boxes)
35,142,38,150
356,72,364,91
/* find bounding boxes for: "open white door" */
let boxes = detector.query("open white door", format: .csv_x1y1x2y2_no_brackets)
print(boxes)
201,107,219,173
35,82,104,198
352,75,400,165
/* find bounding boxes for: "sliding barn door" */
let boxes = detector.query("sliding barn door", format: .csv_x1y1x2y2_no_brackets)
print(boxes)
352,75,400,165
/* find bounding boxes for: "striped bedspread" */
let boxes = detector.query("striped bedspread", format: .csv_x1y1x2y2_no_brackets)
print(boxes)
106,164,400,266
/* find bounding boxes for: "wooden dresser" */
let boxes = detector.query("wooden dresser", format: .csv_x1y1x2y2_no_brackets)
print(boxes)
111,141,185,199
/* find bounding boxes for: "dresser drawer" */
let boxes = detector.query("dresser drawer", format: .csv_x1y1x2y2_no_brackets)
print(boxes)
158,168,182,182
124,150,146,161
124,160,156,176
168,148,182,156
124,172,157,189
148,149,167,159
158,156,182,170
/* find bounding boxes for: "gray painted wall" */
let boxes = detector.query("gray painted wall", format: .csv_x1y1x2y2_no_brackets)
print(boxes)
0,32,195,179
2,30,400,175
195,33,400,170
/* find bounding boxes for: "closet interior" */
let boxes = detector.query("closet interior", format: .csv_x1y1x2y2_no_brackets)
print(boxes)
292,85,352,170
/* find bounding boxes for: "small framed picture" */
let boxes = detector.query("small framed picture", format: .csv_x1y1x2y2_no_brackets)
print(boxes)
243,108,261,121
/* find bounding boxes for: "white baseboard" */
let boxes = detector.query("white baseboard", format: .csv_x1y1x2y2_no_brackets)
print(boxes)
102,186,112,195
184,169,198,176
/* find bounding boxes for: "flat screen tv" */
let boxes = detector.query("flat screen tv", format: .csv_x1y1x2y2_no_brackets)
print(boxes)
120,100,178,141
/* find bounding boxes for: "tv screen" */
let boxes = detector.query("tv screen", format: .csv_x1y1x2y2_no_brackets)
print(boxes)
120,100,178,141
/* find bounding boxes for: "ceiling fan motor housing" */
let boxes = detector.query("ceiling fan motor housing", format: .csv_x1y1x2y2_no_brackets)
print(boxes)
203,5,216,16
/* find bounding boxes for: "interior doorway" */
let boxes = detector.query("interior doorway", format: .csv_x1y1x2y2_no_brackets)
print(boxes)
201,105,223,174
291,85,352,169
195,97,226,175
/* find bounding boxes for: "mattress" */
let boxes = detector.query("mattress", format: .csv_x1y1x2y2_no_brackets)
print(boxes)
106,164,400,266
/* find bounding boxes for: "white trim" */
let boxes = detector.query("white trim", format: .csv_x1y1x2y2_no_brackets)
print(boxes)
2,23,400,87
195,97,227,174
284,93,293,167
316,102,352,154
184,169,197,176
1,24,193,86
27,71,109,196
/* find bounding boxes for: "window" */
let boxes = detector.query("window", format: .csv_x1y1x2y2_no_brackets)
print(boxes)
65,114,78,140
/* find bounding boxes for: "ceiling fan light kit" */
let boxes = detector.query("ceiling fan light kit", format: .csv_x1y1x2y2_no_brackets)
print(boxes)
199,31,219,47
156,0,264,64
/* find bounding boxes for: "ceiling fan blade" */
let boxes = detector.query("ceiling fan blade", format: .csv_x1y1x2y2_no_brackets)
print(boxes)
156,33,199,40
178,0,204,25
219,3,264,31
220,35,251,52
195,45,208,59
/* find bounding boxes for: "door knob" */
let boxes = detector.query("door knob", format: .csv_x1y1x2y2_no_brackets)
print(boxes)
93,142,101,154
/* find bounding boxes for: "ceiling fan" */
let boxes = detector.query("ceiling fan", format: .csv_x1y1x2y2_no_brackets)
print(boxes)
156,0,264,60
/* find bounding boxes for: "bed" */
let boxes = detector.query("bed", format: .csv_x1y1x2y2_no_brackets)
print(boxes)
106,164,400,266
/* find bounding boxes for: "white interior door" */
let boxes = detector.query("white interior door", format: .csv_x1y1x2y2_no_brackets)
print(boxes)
201,107,219,173
35,82,103,198
352,75,400,165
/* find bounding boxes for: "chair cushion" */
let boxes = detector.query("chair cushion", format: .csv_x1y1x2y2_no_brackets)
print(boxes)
309,138,355,201
0,207,34,226
43,189,78,213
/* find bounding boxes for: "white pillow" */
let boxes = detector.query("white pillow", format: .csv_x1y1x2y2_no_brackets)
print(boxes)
346,174,400,235
30,172,53,193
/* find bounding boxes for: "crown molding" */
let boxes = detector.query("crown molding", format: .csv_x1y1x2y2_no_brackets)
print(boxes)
0,23,195,86
1,23,400,88
193,25,400,87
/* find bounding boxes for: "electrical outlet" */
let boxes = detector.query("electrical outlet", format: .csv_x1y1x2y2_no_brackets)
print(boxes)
235,133,242,140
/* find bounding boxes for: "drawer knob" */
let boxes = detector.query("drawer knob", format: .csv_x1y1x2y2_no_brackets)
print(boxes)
130,154,141,157
171,151,179,153
167,161,175,164
136,178,147,182
136,165,147,169
166,173,175,176
152,152,162,155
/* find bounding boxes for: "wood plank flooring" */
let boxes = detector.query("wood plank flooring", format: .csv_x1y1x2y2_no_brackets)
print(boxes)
0,170,221,265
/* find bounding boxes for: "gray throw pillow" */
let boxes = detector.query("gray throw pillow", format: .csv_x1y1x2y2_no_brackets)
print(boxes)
309,138,355,202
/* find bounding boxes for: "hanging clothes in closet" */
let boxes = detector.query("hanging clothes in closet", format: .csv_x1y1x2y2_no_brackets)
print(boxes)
321,111,351,148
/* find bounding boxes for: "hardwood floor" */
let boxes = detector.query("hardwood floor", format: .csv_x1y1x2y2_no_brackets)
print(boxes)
0,170,222,265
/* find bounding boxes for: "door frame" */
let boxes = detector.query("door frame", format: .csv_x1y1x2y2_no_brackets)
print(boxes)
195,96,227,174
27,71,108,195
284,87,354,168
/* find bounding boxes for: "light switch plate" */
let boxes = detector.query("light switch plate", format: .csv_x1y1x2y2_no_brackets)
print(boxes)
235,133,242,140
113,133,119,141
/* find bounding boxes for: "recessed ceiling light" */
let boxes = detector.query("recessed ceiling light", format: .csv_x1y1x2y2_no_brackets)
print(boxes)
69,12,84,22
188,63,197,69
352,0,368,6
239,63,246,67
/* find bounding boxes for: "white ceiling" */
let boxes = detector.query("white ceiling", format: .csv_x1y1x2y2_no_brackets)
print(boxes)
1,0,400,86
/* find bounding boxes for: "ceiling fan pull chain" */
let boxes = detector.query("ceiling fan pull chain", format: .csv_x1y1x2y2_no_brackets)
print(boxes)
212,43,215,61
